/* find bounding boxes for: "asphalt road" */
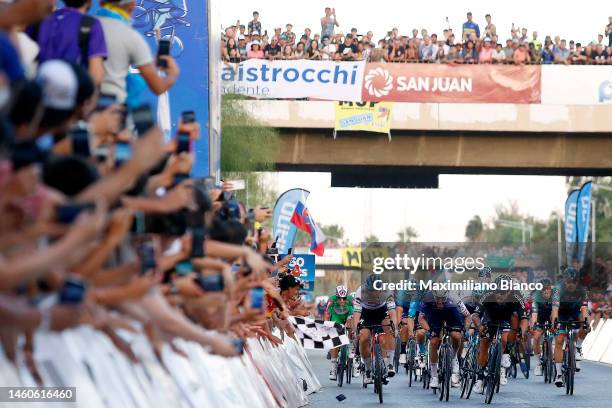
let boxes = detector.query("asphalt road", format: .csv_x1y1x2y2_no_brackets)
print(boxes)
306,350,612,407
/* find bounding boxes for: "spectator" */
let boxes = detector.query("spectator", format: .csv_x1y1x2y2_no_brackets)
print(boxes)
446,44,461,63
503,38,515,60
513,43,530,64
462,11,480,40
607,16,612,46
272,27,281,42
27,0,107,86
593,43,609,64
419,35,434,62
248,11,261,35
302,28,312,50
390,39,406,62
478,38,494,63
542,43,555,64
320,36,336,60
97,0,179,106
247,42,264,59
528,42,541,63
492,43,506,63
519,28,528,44
321,7,339,40
338,34,358,60
263,37,281,60
294,42,306,59
596,34,605,48
462,39,478,63
553,39,570,64
308,40,321,60
237,36,247,59
281,44,293,60
281,24,295,46
571,43,585,64
530,31,542,51
434,47,446,63
227,37,238,55
484,14,496,38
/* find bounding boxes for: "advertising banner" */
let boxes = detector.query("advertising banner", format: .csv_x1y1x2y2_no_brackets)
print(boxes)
284,254,316,292
273,189,310,254
361,63,541,103
221,59,366,100
576,181,593,264
564,189,580,266
334,101,392,134
541,65,612,105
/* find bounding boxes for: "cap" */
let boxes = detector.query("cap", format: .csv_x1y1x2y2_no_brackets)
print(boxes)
238,35,245,40
252,30,260,36
36,60,77,111
279,274,302,291
484,37,492,42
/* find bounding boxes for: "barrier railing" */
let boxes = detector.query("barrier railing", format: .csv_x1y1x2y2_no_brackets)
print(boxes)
0,326,321,407
582,318,612,365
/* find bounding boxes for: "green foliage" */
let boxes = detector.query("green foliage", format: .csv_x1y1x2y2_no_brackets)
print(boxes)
220,95,279,172
465,215,484,242
364,234,380,244
220,172,277,210
397,226,418,243
321,224,345,240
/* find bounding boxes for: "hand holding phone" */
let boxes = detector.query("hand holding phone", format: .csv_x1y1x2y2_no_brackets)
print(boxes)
68,126,91,158
194,274,224,292
137,238,157,274
157,39,171,67
176,131,191,153
59,278,87,304
250,287,264,309
131,105,155,136
114,141,132,167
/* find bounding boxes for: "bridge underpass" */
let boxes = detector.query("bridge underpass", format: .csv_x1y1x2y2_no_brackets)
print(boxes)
236,100,612,187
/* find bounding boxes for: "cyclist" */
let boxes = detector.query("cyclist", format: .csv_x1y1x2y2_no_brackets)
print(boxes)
472,274,528,393
404,282,429,372
530,277,554,376
418,288,468,389
397,279,421,364
352,274,398,384
551,268,589,387
325,285,355,380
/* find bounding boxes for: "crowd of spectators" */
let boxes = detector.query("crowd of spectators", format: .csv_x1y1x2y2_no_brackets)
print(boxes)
0,0,312,384
223,9,612,65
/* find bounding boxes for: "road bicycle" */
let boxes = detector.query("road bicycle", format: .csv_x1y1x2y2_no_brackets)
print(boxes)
483,323,506,404
336,344,349,387
540,322,556,383
460,331,479,399
436,325,454,402
405,337,418,387
555,319,587,396
507,328,530,379
361,323,393,404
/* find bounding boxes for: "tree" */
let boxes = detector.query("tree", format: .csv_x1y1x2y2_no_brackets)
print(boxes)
465,215,484,242
364,234,380,244
321,224,345,240
397,226,418,243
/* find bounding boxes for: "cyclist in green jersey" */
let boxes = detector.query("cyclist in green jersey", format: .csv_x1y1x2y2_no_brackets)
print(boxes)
530,278,554,376
325,285,354,379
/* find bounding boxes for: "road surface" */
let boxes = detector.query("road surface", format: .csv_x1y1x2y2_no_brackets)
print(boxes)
306,350,612,407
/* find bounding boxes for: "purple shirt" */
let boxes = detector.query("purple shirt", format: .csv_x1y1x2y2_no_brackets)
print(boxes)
28,8,107,66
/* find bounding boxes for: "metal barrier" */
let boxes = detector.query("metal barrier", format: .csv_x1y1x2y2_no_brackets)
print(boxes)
0,326,321,407
583,318,612,365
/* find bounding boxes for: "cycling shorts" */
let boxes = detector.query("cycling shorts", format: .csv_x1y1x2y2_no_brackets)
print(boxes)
422,306,463,338
360,304,388,330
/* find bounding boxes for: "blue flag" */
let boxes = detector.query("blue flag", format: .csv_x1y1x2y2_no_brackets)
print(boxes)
564,189,580,266
576,181,593,264
272,189,310,254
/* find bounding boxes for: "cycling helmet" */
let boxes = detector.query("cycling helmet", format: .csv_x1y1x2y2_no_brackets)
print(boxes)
539,278,553,288
364,274,380,290
478,266,492,278
565,267,578,281
432,289,449,301
495,274,513,291
336,285,348,298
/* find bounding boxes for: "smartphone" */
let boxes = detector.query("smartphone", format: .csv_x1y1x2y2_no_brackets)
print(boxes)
176,131,191,153
68,127,91,157
114,141,132,166
250,287,264,309
59,278,87,304
131,105,155,136
173,173,190,186
56,202,95,224
226,179,245,191
288,248,293,255
157,38,171,67
231,338,245,354
191,227,205,258
96,93,117,111
138,239,157,274
181,111,196,123
175,259,194,276
194,274,224,292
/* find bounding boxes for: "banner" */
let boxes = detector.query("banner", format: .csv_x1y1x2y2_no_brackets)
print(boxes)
564,189,580,266
221,59,366,101
273,189,309,254
361,63,541,103
576,181,593,263
541,65,612,105
334,101,392,135
341,245,391,269
283,254,316,292
288,317,350,350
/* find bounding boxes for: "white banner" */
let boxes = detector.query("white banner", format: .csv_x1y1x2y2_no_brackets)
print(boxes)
541,65,612,105
221,59,366,101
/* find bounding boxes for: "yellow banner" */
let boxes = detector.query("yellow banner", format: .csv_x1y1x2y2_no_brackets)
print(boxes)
341,245,391,269
334,101,392,134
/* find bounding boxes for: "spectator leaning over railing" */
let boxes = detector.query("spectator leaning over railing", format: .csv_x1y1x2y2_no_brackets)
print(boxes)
553,39,571,64
320,7,339,40
478,38,494,63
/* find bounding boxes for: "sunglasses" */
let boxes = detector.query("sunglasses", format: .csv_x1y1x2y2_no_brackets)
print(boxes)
338,297,347,301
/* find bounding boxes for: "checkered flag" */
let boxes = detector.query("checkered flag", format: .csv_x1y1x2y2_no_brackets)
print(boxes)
288,316,350,350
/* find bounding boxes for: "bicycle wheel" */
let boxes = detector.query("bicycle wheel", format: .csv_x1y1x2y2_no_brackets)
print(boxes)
394,335,401,373
567,335,575,396
485,342,500,404
337,348,345,387
346,356,352,384
439,345,447,401
542,340,550,383
444,345,452,402
407,339,416,387
460,344,472,399
374,343,384,403
519,342,530,379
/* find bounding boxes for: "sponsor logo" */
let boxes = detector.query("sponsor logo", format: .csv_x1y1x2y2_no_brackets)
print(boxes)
364,67,393,97
599,80,612,103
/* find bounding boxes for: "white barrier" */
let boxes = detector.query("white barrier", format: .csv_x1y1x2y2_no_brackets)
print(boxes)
582,318,612,365
0,326,321,408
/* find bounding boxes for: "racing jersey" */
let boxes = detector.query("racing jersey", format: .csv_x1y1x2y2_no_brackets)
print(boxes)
552,283,587,315
474,290,528,322
532,291,553,322
420,291,470,317
354,286,395,313
326,294,354,324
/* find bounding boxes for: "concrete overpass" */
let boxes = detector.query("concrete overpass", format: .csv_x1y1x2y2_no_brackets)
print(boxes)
236,100,612,187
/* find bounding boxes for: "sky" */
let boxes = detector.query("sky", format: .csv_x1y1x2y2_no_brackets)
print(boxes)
221,0,610,46
272,173,568,243
221,1,594,243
